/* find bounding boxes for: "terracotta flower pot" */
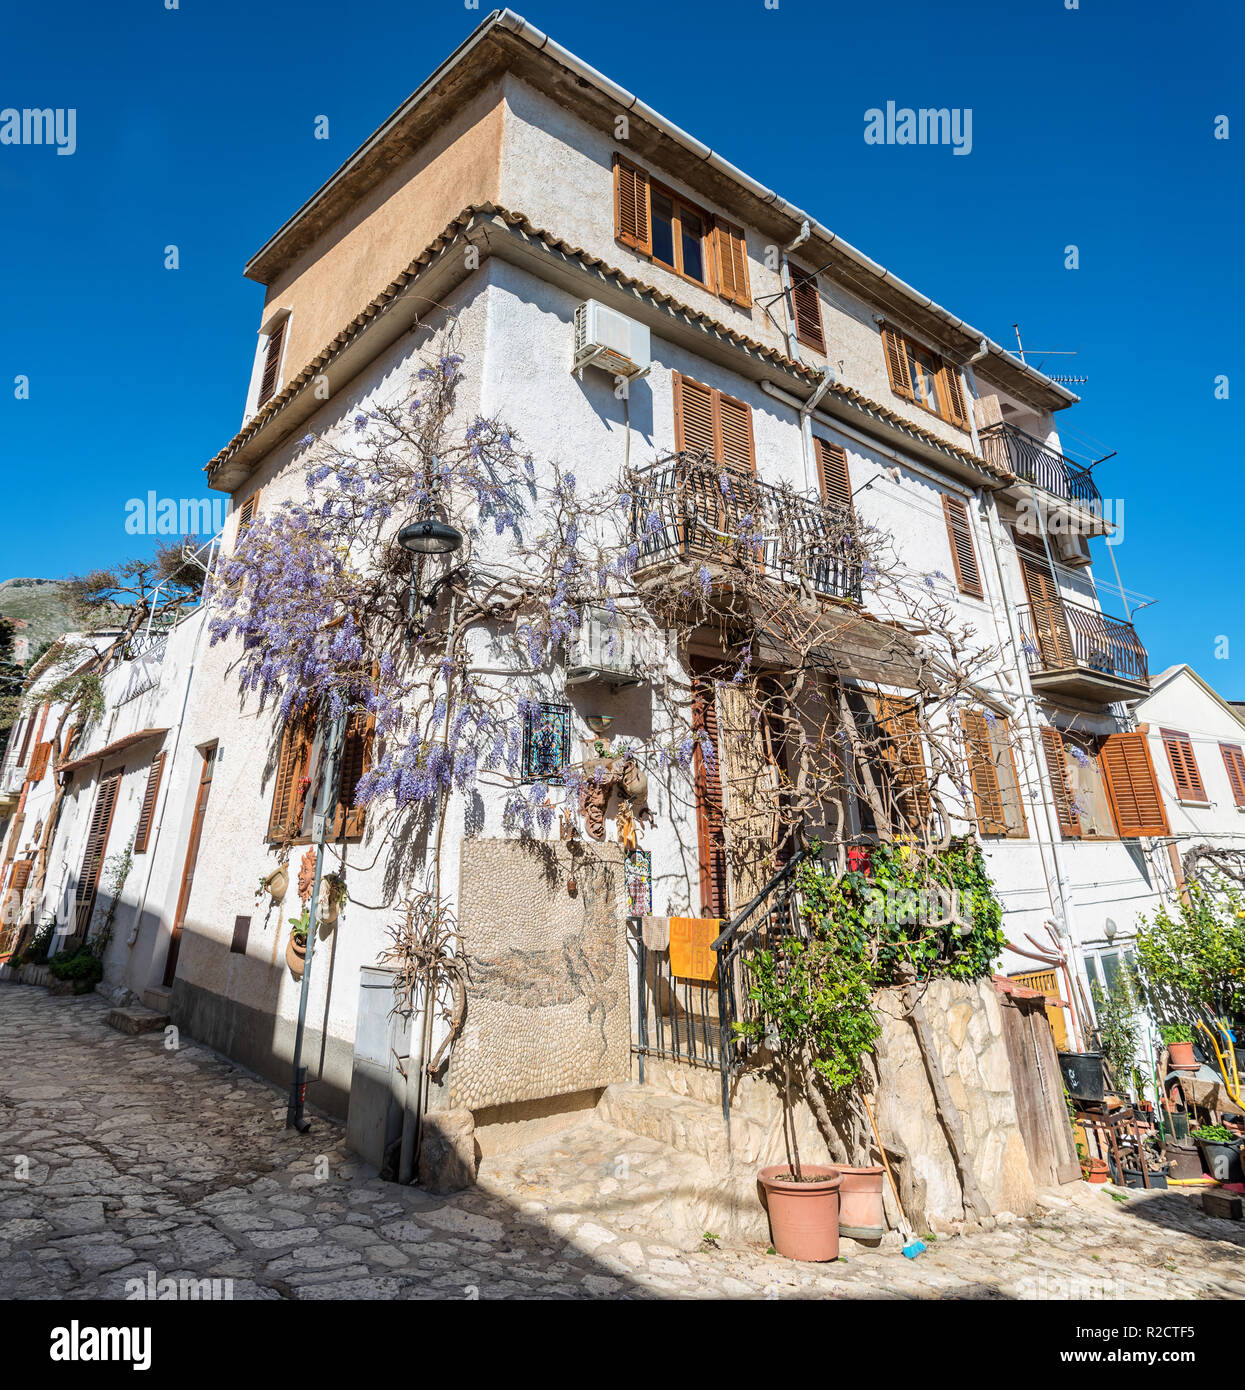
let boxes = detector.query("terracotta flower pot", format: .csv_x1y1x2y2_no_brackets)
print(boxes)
1083,1157,1109,1184
758,1164,842,1261
831,1164,886,1240
1167,1041,1198,1072
264,867,289,902
286,933,306,978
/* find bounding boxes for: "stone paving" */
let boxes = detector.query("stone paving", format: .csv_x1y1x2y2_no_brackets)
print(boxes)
1,984,1243,1300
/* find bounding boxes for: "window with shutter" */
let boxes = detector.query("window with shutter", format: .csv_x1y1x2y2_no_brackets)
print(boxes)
1161,729,1207,802
1041,727,1081,838
713,218,751,307
268,709,315,842
75,768,122,936
673,373,755,473
963,710,1005,835
875,694,931,831
613,155,652,255
28,741,52,783
235,490,259,542
332,709,374,840
16,713,36,767
790,268,825,353
1100,731,1170,838
1220,743,1245,808
257,317,287,408
814,438,853,515
942,495,983,598
879,324,970,430
692,669,728,918
1016,543,1076,668
133,752,166,854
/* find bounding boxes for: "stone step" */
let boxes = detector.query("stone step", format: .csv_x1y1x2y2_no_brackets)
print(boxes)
141,986,171,1014
106,1006,170,1036
597,1081,768,1168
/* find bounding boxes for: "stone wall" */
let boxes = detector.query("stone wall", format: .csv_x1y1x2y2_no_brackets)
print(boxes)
448,839,630,1111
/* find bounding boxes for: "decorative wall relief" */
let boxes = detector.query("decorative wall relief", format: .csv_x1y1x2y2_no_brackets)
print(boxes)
449,839,629,1110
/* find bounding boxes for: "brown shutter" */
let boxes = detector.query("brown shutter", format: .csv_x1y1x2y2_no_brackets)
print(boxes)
1161,729,1206,802
876,695,931,829
17,713,36,766
881,325,913,400
268,709,314,842
2,859,34,943
133,752,166,854
1220,743,1245,808
1041,728,1081,838
673,372,717,459
1017,547,1075,667
333,709,374,839
613,154,652,255
938,362,970,429
257,318,286,408
28,741,52,782
1100,731,1170,837
713,218,751,307
717,391,755,474
236,490,259,540
75,768,122,936
814,438,853,514
942,494,983,598
791,269,825,353
962,711,1007,836
692,673,728,918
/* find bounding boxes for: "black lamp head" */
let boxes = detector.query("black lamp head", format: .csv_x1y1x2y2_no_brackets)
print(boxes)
397,518,463,556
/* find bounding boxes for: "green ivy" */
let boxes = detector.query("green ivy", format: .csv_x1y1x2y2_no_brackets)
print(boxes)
47,945,104,995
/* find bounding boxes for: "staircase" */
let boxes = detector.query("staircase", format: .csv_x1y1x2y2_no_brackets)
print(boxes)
105,987,171,1036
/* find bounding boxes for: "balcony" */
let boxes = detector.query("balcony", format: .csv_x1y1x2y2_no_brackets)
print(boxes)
980,423,1105,528
1017,598,1148,703
628,452,861,605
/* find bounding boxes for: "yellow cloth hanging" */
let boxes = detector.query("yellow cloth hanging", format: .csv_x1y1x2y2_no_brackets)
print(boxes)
668,916,721,981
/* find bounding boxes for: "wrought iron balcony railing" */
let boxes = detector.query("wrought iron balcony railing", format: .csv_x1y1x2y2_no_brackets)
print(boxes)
1017,598,1147,685
628,452,862,603
980,423,1102,511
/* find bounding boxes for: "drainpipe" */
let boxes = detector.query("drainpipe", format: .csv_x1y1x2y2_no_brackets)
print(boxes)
779,221,810,362
796,368,836,495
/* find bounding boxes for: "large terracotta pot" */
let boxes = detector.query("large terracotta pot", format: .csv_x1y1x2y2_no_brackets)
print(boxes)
1167,1041,1198,1072
1083,1157,1109,1184
758,1164,842,1261
286,933,306,978
831,1164,886,1240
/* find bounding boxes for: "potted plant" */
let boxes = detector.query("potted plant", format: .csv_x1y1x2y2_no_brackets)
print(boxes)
318,872,347,927
1160,1023,1198,1072
734,934,877,1261
259,865,288,903
1191,1124,1245,1183
286,910,308,978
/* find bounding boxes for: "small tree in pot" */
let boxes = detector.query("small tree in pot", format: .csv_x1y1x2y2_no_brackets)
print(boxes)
734,935,878,1260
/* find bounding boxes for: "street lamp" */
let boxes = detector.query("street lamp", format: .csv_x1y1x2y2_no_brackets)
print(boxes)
397,519,463,556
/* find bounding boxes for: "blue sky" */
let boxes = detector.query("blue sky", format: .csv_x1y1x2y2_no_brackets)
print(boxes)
1,0,1240,690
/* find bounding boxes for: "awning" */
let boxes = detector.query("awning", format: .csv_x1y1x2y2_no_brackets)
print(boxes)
59,728,168,775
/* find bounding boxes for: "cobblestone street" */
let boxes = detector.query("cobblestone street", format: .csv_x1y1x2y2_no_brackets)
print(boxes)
1,985,1243,1301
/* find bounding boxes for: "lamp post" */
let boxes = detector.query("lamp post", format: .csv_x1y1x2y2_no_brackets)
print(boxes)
398,519,463,619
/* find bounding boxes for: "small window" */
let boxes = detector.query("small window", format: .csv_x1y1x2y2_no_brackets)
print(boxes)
521,702,571,783
1221,743,1245,808
1161,728,1207,802
257,317,287,409
880,324,970,430
613,155,713,292
942,494,982,598
790,268,825,354
962,711,1027,838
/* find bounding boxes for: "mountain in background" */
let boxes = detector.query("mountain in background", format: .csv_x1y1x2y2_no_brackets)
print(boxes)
0,578,78,663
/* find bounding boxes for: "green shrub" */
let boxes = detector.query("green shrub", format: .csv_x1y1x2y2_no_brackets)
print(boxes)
47,946,103,995
1191,1124,1237,1144
1159,1023,1194,1045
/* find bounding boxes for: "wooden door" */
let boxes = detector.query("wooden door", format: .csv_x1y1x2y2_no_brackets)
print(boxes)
163,744,216,987
1017,549,1075,668
1009,969,1070,1050
74,769,122,938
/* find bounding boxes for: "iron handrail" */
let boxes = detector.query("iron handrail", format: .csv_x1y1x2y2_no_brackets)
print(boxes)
980,423,1102,509
1016,598,1148,682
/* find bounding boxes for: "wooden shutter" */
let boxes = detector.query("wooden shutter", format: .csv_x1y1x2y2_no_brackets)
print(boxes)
673,374,755,473
942,494,983,598
613,155,652,255
333,709,374,839
268,709,314,842
876,695,931,829
713,219,751,307
75,768,121,936
17,714,36,766
963,711,1007,836
1220,743,1245,808
692,675,728,917
257,317,286,408
881,325,913,400
938,362,971,429
1100,731,1170,837
28,741,52,782
1017,548,1075,667
1041,728,1081,838
718,392,755,473
2,859,34,944
814,438,853,514
133,752,166,854
1161,729,1206,802
790,269,825,353
236,490,259,540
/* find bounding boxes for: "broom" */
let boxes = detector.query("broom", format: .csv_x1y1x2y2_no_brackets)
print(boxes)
862,1092,926,1258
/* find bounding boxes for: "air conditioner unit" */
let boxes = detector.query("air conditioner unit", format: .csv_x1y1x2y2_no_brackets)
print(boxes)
573,300,651,380
565,607,659,688
1054,531,1093,568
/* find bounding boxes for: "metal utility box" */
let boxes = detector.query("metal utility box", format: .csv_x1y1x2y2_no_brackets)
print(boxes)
345,966,411,1173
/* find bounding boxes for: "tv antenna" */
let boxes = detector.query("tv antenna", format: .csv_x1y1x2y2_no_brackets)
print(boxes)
1012,323,1085,382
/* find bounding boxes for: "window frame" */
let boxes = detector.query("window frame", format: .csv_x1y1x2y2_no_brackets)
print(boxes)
1220,742,1245,808
613,154,716,295
1161,728,1208,804
880,323,971,431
